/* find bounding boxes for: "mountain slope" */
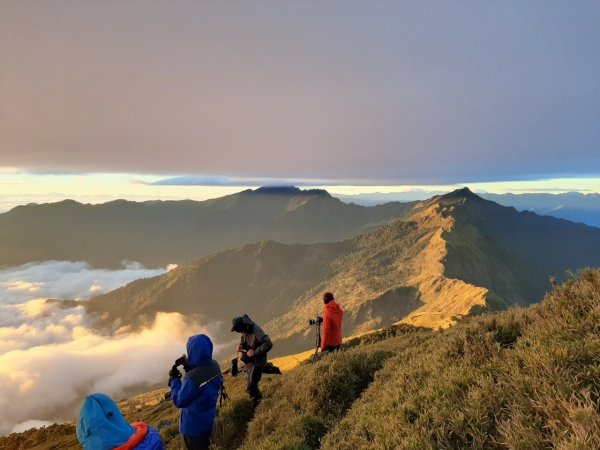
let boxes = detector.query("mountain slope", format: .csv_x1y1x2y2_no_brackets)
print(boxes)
439,188,600,305
6,270,599,450
84,188,600,356
337,191,600,228
0,187,417,268
244,269,600,450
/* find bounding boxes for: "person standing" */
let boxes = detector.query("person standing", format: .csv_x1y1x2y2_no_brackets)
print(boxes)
169,334,223,450
231,314,273,408
321,292,343,352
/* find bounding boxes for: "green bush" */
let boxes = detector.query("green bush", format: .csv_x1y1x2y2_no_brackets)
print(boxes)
239,349,394,450
212,397,255,450
299,416,328,449
159,423,180,449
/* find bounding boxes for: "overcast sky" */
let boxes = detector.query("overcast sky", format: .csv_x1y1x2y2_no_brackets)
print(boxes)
1,1,599,184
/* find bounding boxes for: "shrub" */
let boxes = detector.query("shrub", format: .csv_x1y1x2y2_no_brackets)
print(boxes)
159,423,180,449
239,349,394,449
212,397,255,450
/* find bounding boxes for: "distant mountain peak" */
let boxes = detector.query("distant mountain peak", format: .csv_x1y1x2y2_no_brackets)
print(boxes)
436,187,484,204
444,186,478,198
247,186,332,197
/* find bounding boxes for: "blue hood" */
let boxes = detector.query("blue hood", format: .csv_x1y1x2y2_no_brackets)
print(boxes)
186,334,213,369
76,393,134,450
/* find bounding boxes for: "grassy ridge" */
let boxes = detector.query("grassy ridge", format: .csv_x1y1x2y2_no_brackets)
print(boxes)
2,270,599,449
230,269,600,449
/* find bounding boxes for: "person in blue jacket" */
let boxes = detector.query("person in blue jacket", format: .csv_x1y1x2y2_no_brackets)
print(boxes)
169,334,223,450
76,393,164,450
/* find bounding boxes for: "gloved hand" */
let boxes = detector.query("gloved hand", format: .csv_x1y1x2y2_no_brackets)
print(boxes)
168,365,182,386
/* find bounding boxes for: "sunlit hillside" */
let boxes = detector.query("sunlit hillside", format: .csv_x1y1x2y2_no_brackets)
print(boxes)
82,188,600,357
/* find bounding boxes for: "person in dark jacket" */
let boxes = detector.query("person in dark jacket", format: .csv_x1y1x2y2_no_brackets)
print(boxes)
169,334,223,450
321,292,343,352
231,314,273,408
77,393,164,450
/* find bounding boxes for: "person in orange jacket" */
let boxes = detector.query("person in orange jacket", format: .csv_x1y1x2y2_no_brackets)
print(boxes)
320,292,343,352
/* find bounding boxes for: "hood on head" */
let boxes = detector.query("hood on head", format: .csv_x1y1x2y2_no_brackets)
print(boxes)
76,393,134,450
186,334,214,368
326,300,342,312
231,314,254,333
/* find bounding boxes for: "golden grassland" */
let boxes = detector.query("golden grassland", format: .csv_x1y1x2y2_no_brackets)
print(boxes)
241,269,600,450
266,202,490,347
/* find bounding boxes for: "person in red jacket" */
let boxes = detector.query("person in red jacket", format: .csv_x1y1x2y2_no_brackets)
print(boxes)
321,292,343,352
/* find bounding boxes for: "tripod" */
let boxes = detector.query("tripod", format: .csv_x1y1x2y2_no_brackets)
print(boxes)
311,320,322,364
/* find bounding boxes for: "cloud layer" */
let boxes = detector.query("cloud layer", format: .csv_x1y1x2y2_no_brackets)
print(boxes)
2,2,599,182
0,261,229,435
148,175,336,187
0,312,216,435
0,260,173,305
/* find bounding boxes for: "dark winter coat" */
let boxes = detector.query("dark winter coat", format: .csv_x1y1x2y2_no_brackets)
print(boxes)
170,334,223,439
235,315,273,366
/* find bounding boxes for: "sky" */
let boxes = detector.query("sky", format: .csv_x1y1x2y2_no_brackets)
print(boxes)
1,1,600,433
1,0,600,193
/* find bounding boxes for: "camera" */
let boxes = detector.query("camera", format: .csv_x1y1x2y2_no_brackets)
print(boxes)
174,355,187,368
308,316,323,326
239,348,252,364
168,355,187,386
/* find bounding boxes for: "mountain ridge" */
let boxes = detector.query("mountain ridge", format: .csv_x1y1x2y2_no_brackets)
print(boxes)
0,187,418,268
336,190,600,228
82,188,600,356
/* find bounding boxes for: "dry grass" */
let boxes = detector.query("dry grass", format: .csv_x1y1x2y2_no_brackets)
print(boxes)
322,269,600,449
403,205,488,328
4,270,598,450
239,348,398,450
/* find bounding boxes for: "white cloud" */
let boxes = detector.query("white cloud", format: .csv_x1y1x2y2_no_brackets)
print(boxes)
2,281,43,294
0,260,171,304
0,260,219,436
0,300,88,353
0,312,221,435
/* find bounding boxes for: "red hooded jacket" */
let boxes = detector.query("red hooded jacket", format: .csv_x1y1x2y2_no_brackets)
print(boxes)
321,300,343,349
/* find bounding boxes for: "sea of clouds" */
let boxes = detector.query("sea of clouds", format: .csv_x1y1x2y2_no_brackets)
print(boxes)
0,261,218,435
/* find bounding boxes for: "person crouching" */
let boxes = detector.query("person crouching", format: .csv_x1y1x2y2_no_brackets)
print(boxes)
231,314,273,409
